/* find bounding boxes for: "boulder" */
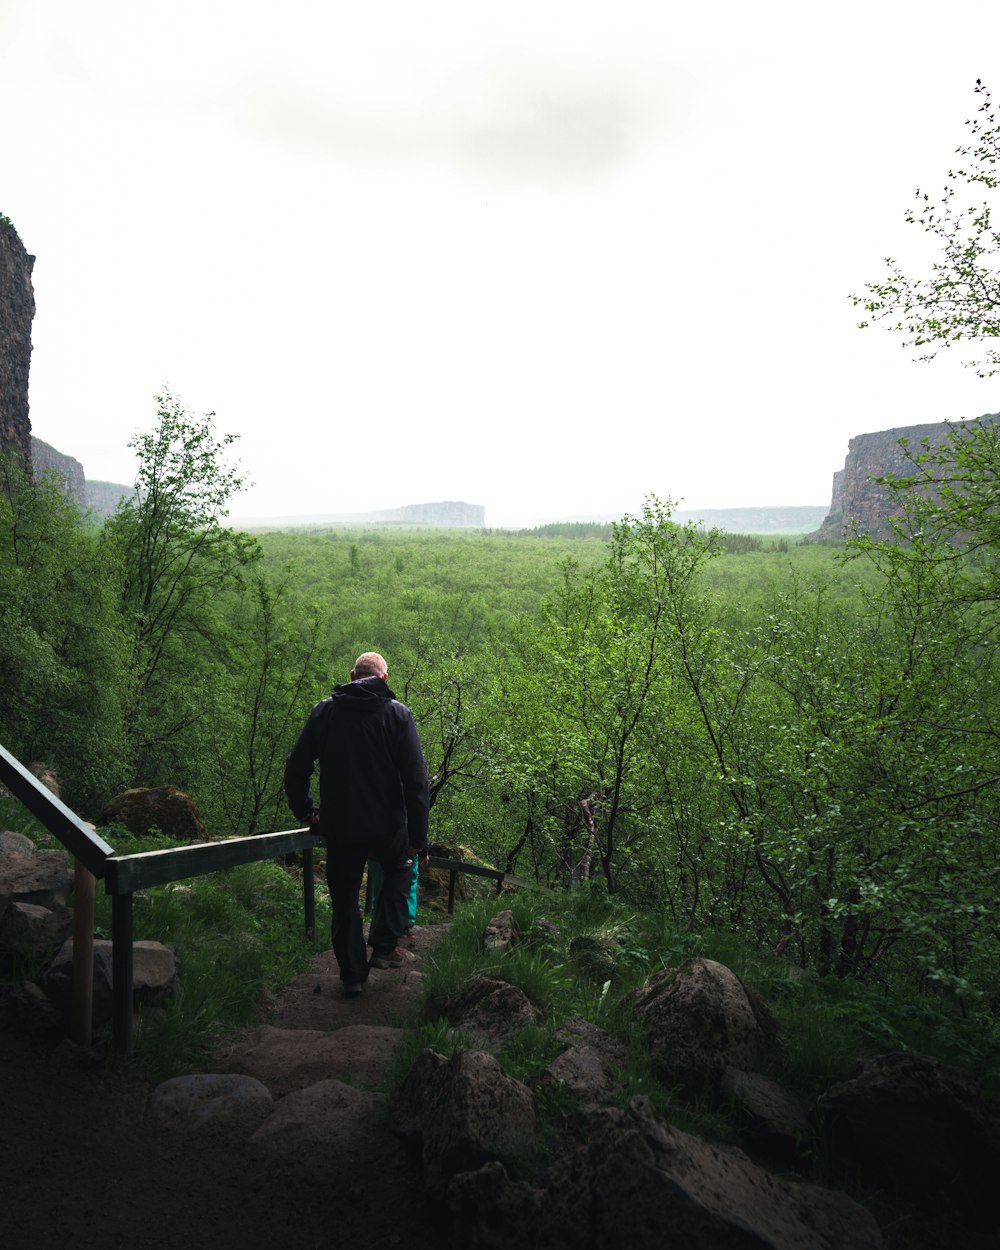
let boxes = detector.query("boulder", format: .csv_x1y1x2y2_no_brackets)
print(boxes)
720,1066,812,1157
448,1097,883,1250
555,1015,628,1067
0,980,65,1036
0,900,74,963
151,1073,274,1136
0,831,35,853
249,1078,388,1166
101,785,205,841
45,938,178,1023
632,957,766,1086
44,938,114,1022
443,976,541,1050
0,760,59,799
448,1162,546,1250
391,1048,536,1195
543,1015,629,1110
568,933,618,981
543,1043,615,1110
0,849,72,911
819,1051,1000,1233
481,909,519,952
526,916,561,944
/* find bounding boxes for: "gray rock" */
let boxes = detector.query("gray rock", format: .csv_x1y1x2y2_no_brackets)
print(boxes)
0,831,35,854
249,1078,388,1162
721,1066,812,1153
0,900,74,962
556,1014,628,1067
101,785,205,841
632,957,766,1086
569,933,618,980
151,1073,274,1136
44,938,114,1022
819,1051,1000,1234
0,849,72,910
449,1097,883,1250
527,916,561,943
391,1048,536,1195
45,938,178,1023
481,909,519,952
0,980,65,1035
448,1162,546,1250
443,976,541,1050
544,1043,614,1109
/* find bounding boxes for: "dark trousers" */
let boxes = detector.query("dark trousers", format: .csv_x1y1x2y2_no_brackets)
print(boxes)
325,837,413,985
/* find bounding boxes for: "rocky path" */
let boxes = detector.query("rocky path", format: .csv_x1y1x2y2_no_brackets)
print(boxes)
1,927,447,1250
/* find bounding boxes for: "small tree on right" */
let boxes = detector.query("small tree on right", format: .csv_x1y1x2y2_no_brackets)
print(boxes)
854,79,1000,376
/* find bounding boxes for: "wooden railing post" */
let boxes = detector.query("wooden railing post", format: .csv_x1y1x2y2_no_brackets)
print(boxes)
112,892,134,1053
71,859,95,1047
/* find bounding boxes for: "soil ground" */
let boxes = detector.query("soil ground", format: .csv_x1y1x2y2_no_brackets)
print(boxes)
0,926,448,1250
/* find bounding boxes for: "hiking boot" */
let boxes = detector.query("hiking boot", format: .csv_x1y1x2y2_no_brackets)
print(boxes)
343,980,366,998
370,948,405,969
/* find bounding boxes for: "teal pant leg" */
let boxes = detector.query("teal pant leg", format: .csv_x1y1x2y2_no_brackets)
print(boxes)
369,856,418,925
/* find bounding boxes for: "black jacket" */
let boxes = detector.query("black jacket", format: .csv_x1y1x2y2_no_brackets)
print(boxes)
283,676,430,858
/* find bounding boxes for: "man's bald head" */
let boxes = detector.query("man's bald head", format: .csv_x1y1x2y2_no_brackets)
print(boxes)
351,651,388,680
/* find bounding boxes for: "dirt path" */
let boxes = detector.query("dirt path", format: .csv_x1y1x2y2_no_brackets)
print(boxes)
1,926,448,1250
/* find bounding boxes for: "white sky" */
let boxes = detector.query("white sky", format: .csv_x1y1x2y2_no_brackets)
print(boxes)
2,1,999,527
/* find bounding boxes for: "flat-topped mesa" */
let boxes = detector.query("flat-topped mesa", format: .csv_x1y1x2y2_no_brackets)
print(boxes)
0,217,35,467
812,415,998,541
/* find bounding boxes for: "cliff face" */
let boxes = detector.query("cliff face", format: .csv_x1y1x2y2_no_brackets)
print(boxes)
0,218,35,465
31,437,86,502
812,417,994,541
86,480,133,516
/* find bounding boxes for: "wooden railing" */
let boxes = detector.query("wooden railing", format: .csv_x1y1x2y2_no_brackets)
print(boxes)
104,829,323,1052
1,741,538,1053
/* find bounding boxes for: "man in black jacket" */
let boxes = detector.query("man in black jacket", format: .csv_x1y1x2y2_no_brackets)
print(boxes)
284,651,430,996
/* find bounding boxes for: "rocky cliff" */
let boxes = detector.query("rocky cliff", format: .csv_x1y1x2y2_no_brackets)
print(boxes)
811,416,996,541
29,438,130,516
30,437,86,501
85,480,132,516
0,217,35,466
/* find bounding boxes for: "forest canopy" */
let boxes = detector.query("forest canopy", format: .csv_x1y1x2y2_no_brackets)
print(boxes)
2,393,998,1021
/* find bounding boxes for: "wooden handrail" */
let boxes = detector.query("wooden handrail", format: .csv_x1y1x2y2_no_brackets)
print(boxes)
104,828,324,894
0,743,113,875
0,741,114,1046
104,827,324,1051
426,855,541,915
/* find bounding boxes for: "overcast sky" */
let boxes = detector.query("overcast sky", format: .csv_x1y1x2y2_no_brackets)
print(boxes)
2,1,999,527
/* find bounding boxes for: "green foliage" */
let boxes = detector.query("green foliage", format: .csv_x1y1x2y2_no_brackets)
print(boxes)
855,79,1000,376
100,390,261,789
0,451,131,810
3,408,999,1018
